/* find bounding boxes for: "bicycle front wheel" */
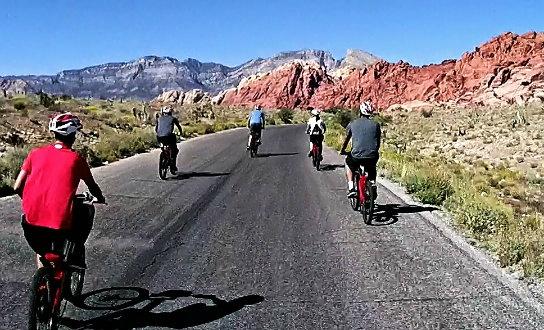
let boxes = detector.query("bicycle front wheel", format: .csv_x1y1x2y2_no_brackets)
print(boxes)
28,267,56,330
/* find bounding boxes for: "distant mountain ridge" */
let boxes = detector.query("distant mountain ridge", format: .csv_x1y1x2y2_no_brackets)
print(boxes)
0,50,380,100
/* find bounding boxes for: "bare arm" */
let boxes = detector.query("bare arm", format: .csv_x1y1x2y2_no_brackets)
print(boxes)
174,118,183,136
340,130,352,154
13,170,28,198
83,176,105,203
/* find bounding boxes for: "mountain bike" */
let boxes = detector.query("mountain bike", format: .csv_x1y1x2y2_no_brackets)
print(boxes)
159,143,174,179
27,193,102,330
346,160,375,224
311,141,321,171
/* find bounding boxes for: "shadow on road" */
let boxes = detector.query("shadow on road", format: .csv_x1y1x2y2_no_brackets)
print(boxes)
319,164,344,171
257,152,299,158
371,203,438,226
167,172,230,181
62,287,264,329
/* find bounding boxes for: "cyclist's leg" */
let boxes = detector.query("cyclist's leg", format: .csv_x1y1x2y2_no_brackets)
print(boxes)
22,219,64,268
308,135,316,157
255,125,262,144
168,134,178,167
70,204,95,267
362,157,379,199
317,135,324,160
345,155,357,195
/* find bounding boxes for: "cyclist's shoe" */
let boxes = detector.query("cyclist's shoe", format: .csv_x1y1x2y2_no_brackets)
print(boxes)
170,166,178,175
347,189,357,198
246,145,250,150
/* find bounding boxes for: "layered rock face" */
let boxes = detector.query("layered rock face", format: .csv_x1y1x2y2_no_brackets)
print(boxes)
221,32,544,109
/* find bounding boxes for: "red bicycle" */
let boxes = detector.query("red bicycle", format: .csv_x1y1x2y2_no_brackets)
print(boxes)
27,193,103,330
347,162,375,224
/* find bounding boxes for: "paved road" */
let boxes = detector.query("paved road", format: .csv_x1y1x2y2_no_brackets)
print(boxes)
1,125,543,329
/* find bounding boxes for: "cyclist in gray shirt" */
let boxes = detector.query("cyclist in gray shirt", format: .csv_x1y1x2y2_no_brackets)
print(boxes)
156,106,183,174
340,101,381,198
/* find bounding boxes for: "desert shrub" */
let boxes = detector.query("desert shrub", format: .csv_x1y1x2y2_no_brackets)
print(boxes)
267,117,276,126
334,110,354,128
0,147,31,196
38,91,54,108
404,170,453,205
204,124,215,134
421,108,433,118
277,108,294,124
445,186,513,239
92,129,156,163
14,101,26,111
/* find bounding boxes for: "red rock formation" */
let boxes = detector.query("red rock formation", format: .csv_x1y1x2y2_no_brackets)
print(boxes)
221,62,334,108
220,32,544,109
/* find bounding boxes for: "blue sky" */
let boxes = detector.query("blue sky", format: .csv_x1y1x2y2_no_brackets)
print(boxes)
1,0,542,75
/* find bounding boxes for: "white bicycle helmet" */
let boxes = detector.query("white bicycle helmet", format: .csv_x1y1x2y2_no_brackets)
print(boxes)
161,106,172,114
360,101,374,116
311,108,320,116
48,113,82,136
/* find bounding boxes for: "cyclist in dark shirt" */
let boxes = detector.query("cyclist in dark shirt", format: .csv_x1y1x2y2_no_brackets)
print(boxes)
340,101,381,198
156,106,183,174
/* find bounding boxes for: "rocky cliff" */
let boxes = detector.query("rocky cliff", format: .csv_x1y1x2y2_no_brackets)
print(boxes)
1,50,379,101
220,32,544,109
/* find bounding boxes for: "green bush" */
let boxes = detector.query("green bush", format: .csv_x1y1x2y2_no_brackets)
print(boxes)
277,108,294,124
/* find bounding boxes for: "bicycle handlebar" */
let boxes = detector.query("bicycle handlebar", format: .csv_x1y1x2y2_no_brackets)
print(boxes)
74,192,107,205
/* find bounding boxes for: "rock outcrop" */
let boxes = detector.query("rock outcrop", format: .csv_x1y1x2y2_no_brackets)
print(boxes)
220,32,544,109
154,88,211,106
0,79,33,96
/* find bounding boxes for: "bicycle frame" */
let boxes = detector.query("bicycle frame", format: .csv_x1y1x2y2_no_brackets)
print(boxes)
357,168,368,205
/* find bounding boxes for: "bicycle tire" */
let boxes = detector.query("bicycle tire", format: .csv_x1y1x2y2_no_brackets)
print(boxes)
349,173,360,211
158,151,168,180
28,267,55,330
363,183,374,225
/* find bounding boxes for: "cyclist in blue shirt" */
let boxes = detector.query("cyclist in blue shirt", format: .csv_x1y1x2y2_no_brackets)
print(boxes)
247,105,265,149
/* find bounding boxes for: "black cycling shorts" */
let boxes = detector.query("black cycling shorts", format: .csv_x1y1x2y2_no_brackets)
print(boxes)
22,203,94,256
345,154,378,181
157,134,177,148
249,123,262,138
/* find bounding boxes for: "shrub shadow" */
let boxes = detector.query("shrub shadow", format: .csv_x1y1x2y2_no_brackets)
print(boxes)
371,203,439,226
61,287,264,329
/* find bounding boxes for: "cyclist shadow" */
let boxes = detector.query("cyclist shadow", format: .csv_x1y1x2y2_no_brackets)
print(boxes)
167,172,230,181
372,203,438,226
256,152,298,158
319,164,344,171
61,287,264,329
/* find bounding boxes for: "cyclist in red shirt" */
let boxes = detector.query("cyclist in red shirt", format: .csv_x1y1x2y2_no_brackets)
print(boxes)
13,113,105,268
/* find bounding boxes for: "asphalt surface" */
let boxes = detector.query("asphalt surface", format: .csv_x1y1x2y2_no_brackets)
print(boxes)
1,125,544,329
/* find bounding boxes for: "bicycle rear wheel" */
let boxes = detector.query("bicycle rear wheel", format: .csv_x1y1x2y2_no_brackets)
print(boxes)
362,183,374,225
158,150,168,180
28,267,56,330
